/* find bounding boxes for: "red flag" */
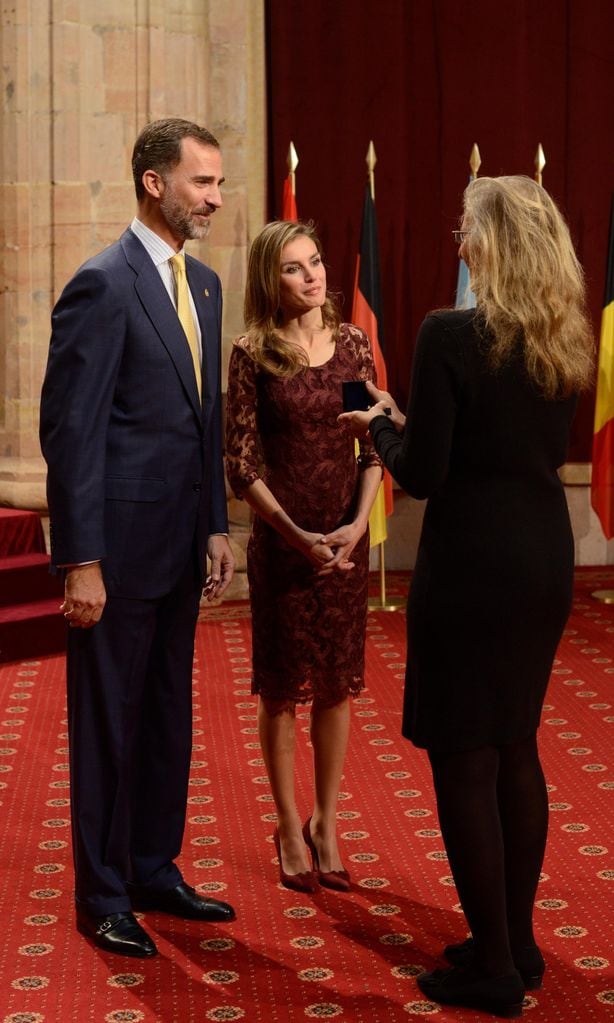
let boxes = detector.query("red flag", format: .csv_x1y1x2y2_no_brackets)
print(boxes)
351,184,394,522
591,194,614,537
282,175,298,221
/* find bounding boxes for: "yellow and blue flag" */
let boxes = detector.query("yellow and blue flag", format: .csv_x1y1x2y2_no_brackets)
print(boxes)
591,194,614,537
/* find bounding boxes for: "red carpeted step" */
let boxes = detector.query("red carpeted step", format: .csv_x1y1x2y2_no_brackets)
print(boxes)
0,596,66,662
0,521,65,662
0,552,63,606
0,506,46,555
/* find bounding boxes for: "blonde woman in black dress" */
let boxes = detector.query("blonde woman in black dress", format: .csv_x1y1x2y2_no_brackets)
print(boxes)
226,221,381,893
340,176,593,1017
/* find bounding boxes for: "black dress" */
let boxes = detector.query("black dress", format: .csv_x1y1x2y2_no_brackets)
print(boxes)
370,310,576,752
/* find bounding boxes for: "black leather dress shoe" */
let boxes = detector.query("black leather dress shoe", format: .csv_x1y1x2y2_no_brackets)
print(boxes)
76,909,157,957
130,881,236,922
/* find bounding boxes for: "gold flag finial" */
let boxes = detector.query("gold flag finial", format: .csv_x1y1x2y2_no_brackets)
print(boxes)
469,143,481,179
286,141,298,175
366,140,377,201
534,144,546,186
287,142,298,195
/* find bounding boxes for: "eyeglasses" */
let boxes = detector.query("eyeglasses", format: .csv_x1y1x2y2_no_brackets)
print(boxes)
452,230,468,244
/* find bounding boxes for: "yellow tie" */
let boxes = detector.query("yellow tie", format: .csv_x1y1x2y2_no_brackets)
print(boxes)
170,252,202,402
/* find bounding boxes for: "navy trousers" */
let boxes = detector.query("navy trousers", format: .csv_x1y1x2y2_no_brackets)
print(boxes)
67,559,202,916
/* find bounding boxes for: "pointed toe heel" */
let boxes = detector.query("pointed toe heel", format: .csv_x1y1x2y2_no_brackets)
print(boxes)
302,818,351,893
273,829,318,894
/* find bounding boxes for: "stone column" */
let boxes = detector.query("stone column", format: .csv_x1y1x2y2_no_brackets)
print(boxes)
207,0,267,594
0,0,55,509
0,0,265,522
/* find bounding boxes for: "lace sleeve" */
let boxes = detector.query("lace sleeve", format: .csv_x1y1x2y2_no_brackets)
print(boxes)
225,340,262,497
346,324,384,471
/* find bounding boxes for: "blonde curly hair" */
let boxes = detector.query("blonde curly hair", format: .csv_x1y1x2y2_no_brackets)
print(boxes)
461,175,594,397
243,220,341,377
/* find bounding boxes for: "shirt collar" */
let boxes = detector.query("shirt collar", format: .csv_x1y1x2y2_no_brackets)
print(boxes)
130,217,185,268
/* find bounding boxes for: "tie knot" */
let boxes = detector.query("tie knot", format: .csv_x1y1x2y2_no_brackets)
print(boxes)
170,252,186,277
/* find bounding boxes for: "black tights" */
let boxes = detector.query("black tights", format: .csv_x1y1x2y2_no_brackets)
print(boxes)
428,733,548,976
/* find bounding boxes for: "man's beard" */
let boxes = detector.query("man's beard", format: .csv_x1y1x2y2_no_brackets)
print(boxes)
160,189,212,241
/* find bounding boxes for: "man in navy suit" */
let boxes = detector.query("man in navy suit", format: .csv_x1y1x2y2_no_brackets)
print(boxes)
40,119,236,957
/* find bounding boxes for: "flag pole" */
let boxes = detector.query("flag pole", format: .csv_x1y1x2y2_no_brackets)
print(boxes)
283,142,299,221
591,193,614,603
287,141,298,197
365,141,404,612
367,140,376,201
534,144,546,186
456,144,480,309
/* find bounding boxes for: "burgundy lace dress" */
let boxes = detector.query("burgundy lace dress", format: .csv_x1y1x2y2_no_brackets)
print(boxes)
225,324,381,706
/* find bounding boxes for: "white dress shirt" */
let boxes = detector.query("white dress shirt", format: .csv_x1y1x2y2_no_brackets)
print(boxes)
130,217,203,360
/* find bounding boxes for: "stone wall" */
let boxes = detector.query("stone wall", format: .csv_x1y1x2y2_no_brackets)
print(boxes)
0,0,265,515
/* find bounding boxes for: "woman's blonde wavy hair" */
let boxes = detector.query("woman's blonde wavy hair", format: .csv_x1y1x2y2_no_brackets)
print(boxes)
462,175,594,397
243,220,341,377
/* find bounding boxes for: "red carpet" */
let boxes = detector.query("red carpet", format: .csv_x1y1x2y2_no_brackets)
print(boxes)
1,568,613,1022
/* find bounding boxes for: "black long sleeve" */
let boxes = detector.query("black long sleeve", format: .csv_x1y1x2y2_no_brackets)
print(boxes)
369,314,464,499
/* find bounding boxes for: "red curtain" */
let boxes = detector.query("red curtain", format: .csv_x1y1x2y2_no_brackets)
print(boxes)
266,0,614,460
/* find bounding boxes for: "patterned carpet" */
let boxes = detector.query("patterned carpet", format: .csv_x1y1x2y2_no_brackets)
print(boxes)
1,568,612,1022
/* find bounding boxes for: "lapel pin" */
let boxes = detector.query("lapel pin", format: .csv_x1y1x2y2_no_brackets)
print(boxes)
204,288,210,297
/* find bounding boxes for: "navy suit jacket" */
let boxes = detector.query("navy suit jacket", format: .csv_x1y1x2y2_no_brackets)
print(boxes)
40,228,228,599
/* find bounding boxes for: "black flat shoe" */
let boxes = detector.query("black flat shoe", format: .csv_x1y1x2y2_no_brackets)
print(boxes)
417,964,525,1018
130,881,235,922
444,937,545,990
76,909,157,957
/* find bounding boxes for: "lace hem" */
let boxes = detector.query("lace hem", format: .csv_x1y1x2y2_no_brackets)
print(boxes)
252,671,364,709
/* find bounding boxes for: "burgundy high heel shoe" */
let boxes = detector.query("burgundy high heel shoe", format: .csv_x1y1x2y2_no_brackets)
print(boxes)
273,828,318,894
302,817,351,892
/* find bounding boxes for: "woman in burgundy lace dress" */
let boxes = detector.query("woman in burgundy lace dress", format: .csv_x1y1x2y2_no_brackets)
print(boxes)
225,221,382,893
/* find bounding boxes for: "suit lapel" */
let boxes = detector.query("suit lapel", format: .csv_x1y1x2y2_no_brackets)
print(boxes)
121,231,203,423
186,256,219,423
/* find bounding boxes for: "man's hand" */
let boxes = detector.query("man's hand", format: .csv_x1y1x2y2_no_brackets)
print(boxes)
203,535,235,601
62,562,106,628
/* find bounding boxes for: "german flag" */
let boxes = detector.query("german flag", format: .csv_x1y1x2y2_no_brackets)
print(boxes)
591,195,614,538
351,184,394,546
